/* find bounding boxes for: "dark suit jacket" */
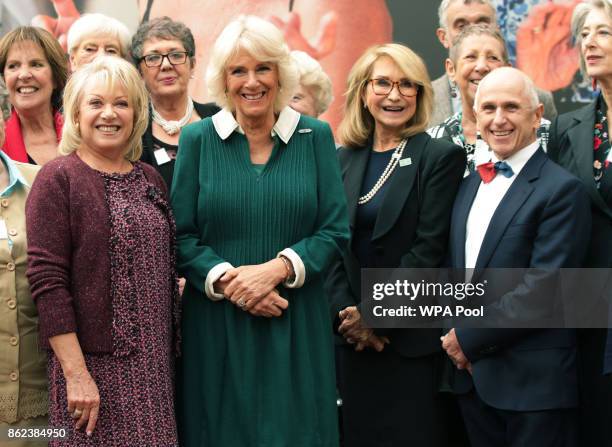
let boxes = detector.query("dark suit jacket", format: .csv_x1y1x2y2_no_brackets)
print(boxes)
449,148,591,411
548,99,612,376
326,132,466,357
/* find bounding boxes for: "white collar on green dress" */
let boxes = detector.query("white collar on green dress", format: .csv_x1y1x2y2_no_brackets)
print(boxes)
211,106,301,144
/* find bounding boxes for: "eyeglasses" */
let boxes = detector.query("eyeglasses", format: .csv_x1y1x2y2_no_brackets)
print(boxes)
369,78,418,97
140,51,188,68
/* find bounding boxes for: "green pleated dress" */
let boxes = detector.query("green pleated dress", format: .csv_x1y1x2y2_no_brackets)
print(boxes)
171,108,349,447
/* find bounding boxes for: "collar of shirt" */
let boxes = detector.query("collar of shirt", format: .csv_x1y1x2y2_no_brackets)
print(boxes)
0,150,29,197
212,106,301,144
489,140,540,178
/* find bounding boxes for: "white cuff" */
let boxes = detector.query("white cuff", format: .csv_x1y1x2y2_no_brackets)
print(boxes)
278,248,305,288
204,262,234,300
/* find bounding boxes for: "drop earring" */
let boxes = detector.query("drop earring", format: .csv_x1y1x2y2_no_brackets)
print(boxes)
450,81,458,98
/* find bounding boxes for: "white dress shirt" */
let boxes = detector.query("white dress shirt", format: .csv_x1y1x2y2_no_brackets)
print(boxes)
464,140,540,270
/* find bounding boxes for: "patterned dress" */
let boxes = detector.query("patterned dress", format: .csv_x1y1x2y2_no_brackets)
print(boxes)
48,164,178,447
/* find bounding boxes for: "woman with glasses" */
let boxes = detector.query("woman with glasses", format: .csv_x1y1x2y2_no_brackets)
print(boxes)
131,17,219,188
327,43,465,447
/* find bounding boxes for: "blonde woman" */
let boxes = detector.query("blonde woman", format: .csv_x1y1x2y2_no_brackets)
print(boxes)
26,56,179,446
289,50,333,118
328,43,466,446
171,15,349,447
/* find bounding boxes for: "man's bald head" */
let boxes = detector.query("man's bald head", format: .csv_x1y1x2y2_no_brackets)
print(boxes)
473,67,543,160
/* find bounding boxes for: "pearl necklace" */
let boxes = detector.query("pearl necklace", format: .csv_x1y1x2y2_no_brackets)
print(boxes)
151,98,194,136
358,138,408,205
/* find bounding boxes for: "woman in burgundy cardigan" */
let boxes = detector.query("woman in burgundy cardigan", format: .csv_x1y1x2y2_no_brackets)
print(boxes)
26,57,179,446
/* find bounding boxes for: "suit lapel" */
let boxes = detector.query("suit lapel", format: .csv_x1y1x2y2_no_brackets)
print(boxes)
343,147,370,229
371,133,426,241
452,173,481,268
567,102,612,219
474,149,544,270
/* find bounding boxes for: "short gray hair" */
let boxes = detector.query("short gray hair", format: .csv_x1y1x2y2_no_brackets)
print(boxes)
60,56,149,162
473,67,539,111
572,0,612,76
449,24,509,64
67,13,131,58
438,0,496,29
290,50,333,116
131,16,195,64
206,15,299,113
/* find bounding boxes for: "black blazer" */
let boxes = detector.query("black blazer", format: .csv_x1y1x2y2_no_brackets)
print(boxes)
141,101,220,187
326,132,466,357
548,99,612,268
449,148,591,411
547,99,612,385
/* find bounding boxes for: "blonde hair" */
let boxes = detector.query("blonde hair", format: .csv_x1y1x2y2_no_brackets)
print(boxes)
206,15,298,113
67,13,132,58
338,43,433,148
572,0,612,77
60,56,149,161
290,50,333,116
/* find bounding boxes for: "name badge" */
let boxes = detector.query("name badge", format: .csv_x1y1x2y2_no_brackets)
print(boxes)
0,220,7,239
154,148,172,165
399,157,412,167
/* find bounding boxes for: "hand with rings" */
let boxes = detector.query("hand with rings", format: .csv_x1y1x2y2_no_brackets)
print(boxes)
65,367,100,436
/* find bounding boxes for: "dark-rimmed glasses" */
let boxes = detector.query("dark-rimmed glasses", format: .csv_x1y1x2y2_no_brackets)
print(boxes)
140,51,188,68
369,78,418,97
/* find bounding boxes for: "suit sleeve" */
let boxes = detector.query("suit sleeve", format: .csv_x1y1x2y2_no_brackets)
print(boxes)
171,123,232,300
324,148,358,328
456,176,592,361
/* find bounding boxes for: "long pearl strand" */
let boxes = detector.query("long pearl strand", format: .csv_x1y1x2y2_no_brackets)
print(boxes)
358,138,407,205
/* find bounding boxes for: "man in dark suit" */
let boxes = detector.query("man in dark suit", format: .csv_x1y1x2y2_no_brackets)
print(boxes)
442,67,591,447
430,0,557,127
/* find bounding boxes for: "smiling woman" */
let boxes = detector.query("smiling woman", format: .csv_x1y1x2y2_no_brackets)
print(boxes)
0,27,67,165
428,25,550,176
328,43,466,446
171,15,349,447
26,56,180,447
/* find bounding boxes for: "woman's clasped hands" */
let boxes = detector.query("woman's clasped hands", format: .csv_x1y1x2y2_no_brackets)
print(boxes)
217,258,290,318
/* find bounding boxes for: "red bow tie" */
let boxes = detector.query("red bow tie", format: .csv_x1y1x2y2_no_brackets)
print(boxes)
477,161,515,184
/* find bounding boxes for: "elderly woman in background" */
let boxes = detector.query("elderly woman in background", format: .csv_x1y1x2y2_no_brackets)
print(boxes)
26,57,179,446
0,27,67,165
171,15,349,447
0,111,46,447
327,43,465,447
548,1,612,445
289,50,333,118
428,25,550,175
131,16,219,188
67,13,131,72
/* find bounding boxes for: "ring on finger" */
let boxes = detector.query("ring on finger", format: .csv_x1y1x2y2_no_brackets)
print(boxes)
72,409,83,418
237,298,246,308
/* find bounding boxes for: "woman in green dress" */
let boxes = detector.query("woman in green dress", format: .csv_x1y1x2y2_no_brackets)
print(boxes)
171,15,349,447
